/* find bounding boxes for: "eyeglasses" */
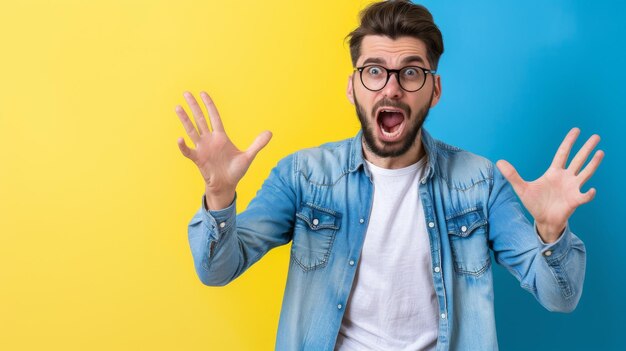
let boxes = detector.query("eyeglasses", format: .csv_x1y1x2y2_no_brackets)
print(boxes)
355,65,437,92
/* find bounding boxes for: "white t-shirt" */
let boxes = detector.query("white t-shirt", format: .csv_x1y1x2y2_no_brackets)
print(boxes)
335,157,438,351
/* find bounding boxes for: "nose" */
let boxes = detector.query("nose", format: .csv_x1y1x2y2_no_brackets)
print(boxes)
382,71,403,99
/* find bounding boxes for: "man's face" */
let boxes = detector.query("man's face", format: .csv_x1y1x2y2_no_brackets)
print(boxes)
347,35,441,158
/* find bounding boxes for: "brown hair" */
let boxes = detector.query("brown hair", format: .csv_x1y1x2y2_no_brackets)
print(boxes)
346,0,444,70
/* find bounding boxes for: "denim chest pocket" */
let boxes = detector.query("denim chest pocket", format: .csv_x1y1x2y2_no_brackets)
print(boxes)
291,203,341,272
446,208,490,276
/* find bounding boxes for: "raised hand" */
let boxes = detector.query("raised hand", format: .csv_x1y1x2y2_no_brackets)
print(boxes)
175,91,272,210
496,128,604,243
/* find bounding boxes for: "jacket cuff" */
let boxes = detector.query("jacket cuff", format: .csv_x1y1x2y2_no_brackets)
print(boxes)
201,193,237,240
534,221,572,261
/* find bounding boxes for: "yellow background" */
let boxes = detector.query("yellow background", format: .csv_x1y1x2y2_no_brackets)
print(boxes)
0,0,375,349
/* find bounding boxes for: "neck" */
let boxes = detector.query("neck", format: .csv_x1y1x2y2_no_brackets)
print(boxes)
362,131,425,169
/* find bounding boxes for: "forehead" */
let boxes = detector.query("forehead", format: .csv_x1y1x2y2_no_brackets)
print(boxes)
358,35,429,67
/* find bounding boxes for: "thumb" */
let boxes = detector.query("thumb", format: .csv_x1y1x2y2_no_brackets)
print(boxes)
580,187,597,204
245,130,273,160
177,137,196,161
496,159,526,195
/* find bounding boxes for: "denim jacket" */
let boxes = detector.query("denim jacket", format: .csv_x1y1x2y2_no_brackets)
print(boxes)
187,128,586,351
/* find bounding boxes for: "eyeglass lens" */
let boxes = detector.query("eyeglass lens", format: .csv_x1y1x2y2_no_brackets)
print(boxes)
360,65,426,92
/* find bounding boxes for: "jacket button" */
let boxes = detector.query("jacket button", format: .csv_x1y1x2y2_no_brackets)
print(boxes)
434,266,441,273
312,218,319,226
349,260,355,266
359,218,364,224
544,250,553,257
428,222,435,228
461,225,467,232
337,304,343,310
219,222,226,228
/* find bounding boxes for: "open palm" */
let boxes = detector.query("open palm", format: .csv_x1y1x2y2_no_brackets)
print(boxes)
496,128,604,242
175,91,272,208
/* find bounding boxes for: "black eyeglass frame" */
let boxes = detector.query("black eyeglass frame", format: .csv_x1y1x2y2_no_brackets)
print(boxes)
355,65,437,92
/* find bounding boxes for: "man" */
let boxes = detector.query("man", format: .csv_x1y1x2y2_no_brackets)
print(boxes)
175,1,604,350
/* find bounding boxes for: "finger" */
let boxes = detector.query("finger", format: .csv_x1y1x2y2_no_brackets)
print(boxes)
175,105,201,145
577,149,605,185
183,91,210,135
567,134,601,174
200,91,225,133
245,131,273,160
177,137,197,161
550,127,581,169
579,187,596,205
496,159,526,196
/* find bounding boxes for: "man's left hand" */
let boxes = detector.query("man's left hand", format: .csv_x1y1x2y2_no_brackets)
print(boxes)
496,127,605,243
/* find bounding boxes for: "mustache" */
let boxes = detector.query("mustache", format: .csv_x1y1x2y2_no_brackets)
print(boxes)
371,98,411,119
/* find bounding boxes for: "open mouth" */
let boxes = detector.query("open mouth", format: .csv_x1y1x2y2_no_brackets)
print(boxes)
376,108,406,141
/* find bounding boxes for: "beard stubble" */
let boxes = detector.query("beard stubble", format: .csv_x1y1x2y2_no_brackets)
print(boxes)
354,88,434,158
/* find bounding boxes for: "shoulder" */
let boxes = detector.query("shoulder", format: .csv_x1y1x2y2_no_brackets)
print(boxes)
286,135,355,185
430,137,495,189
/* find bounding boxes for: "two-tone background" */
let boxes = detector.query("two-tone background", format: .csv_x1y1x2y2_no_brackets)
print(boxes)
1,1,623,350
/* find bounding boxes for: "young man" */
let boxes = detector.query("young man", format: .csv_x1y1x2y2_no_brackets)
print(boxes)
175,1,604,350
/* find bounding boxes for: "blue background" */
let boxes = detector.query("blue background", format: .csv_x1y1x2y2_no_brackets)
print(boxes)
419,1,625,350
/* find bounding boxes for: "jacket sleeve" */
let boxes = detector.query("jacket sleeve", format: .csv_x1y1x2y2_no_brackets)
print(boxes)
187,153,298,286
487,162,586,312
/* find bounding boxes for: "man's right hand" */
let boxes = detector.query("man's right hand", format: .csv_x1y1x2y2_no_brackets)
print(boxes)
175,91,272,210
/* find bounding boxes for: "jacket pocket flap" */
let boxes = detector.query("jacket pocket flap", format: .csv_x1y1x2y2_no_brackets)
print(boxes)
447,208,487,238
296,202,341,230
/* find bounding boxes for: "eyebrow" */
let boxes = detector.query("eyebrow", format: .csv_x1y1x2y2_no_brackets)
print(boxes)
361,55,426,66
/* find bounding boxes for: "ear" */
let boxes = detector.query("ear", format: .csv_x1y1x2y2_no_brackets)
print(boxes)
346,73,355,105
429,74,442,108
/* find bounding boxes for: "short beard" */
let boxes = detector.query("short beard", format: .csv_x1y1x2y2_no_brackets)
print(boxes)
354,90,433,158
